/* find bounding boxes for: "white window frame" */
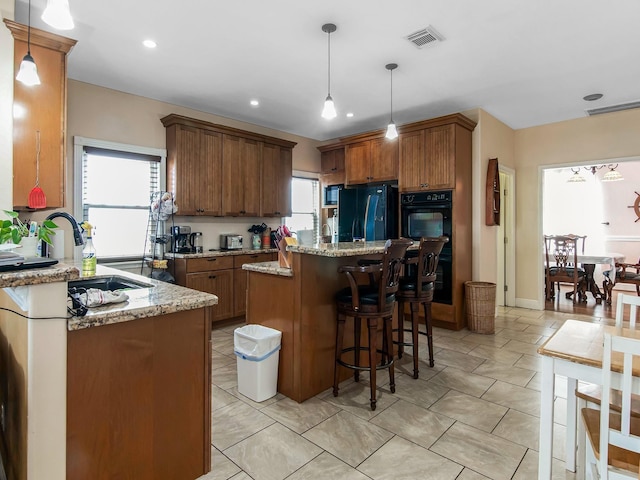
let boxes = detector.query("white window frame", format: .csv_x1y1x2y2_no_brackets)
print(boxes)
73,136,167,263
286,171,320,241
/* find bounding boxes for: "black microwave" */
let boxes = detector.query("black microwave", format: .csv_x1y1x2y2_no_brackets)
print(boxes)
323,184,342,206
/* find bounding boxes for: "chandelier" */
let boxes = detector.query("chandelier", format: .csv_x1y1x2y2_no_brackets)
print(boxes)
567,164,623,183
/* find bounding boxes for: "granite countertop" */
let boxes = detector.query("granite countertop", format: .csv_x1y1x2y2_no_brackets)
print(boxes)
287,240,416,258
167,248,278,259
242,261,293,277
1,260,218,331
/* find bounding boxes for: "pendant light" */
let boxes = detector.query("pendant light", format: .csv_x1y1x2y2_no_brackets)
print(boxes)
42,0,74,30
602,164,624,182
16,0,41,87
385,63,398,140
321,23,337,120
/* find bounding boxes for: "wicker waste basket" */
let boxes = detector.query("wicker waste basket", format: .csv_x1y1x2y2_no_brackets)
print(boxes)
465,281,496,334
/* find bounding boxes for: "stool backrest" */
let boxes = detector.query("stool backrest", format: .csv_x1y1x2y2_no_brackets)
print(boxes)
378,239,413,310
413,236,449,294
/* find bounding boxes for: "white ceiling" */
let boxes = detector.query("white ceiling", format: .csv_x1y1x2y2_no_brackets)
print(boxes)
12,0,640,141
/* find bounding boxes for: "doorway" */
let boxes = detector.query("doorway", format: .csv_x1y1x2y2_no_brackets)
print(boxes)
497,167,516,306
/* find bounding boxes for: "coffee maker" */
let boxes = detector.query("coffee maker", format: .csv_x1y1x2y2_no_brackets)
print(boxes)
170,225,192,253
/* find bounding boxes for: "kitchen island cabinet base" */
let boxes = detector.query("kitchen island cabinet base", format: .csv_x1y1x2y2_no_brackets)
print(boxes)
67,307,212,480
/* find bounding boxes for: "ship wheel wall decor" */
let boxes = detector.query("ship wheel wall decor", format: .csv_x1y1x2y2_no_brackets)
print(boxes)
628,191,640,222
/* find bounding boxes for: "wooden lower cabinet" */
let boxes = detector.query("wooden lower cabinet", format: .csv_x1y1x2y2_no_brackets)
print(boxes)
67,308,212,480
170,253,276,322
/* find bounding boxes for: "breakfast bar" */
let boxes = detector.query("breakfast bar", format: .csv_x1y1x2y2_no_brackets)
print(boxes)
243,240,415,402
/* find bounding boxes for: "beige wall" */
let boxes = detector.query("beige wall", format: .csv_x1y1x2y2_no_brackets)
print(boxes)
0,0,14,211
515,108,640,308
471,109,516,286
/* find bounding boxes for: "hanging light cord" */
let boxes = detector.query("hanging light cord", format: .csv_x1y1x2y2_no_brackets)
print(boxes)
389,68,394,122
327,30,332,96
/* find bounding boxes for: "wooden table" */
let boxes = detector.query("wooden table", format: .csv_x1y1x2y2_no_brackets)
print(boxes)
537,319,640,479
576,252,625,303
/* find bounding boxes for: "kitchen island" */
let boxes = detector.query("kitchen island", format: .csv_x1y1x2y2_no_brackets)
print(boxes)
0,262,217,480
243,240,415,403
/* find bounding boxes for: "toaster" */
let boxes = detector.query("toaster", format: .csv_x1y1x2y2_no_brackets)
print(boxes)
220,234,243,250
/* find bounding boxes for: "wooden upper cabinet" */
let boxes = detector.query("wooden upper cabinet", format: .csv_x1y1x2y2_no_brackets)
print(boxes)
165,124,222,215
399,121,466,192
261,144,292,217
345,138,398,185
5,20,76,209
222,135,261,217
162,114,296,218
320,148,345,173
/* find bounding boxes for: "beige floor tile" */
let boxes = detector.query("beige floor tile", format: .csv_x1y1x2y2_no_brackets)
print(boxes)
227,386,285,409
514,354,543,372
212,334,235,354
302,411,394,467
429,390,508,432
370,398,454,449
430,366,495,398
393,352,444,380
494,317,529,331
482,381,541,416
212,349,236,366
456,469,491,479
390,372,450,407
197,447,241,480
472,360,536,387
501,339,543,356
523,324,558,336
430,422,526,480
527,372,542,391
260,397,340,434
467,344,524,365
224,423,322,480
358,436,463,479
211,401,275,450
286,452,370,480
460,332,510,348
432,327,472,339
319,378,399,420
211,361,239,391
512,449,576,480
211,385,240,412
228,473,253,480
432,347,487,372
430,334,478,354
495,328,543,344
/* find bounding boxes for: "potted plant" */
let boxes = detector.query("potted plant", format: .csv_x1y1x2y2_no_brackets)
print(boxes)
0,210,58,246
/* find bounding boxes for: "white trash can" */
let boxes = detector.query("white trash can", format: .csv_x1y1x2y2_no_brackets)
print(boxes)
234,324,282,402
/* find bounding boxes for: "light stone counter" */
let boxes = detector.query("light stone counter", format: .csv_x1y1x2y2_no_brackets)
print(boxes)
287,240,416,258
167,248,278,259
0,262,79,288
242,261,293,277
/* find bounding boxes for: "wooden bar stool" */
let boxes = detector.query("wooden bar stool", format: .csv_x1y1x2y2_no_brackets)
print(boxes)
333,238,412,410
395,236,448,378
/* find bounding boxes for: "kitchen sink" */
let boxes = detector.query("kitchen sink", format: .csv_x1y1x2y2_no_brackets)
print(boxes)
68,275,154,292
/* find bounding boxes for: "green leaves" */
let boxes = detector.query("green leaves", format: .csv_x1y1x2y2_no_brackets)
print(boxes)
0,210,59,246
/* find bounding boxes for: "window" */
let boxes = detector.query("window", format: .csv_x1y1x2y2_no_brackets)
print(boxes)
74,137,166,262
285,177,319,242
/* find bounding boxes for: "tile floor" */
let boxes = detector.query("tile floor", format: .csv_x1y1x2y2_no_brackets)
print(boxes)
198,306,596,480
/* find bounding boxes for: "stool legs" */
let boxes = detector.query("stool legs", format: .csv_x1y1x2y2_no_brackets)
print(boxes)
423,301,434,368
368,319,378,410
354,317,361,382
409,302,420,378
383,316,395,394
396,300,405,359
333,312,346,397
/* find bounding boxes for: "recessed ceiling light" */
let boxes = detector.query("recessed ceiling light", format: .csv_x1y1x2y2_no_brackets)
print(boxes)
583,93,603,101
143,39,157,49
346,112,354,118
250,100,259,107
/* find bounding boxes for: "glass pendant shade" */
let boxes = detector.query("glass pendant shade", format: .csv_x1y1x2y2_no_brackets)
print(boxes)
16,53,40,86
567,170,586,183
602,169,623,182
385,122,398,140
42,0,74,30
322,95,337,119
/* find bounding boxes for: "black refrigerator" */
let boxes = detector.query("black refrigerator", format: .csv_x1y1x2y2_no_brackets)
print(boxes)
337,184,398,242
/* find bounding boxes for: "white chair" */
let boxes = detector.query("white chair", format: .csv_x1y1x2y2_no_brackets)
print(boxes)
580,332,640,479
576,294,640,478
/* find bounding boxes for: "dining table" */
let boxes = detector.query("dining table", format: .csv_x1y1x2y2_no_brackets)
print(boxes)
537,319,640,479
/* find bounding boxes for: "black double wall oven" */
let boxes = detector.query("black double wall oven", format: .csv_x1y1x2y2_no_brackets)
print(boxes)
400,190,453,305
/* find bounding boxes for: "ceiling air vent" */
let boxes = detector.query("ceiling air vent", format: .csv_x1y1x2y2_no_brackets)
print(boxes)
586,100,640,116
406,26,444,49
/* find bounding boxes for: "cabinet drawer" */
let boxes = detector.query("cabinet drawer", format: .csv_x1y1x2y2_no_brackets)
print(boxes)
186,256,234,273
234,253,275,268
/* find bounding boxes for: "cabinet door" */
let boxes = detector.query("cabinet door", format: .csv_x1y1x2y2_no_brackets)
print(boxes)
10,26,75,209
187,270,234,321
199,130,223,215
233,267,247,317
170,125,201,215
398,130,425,192
345,141,371,185
222,135,244,216
369,138,398,183
242,139,261,216
321,148,345,173
277,147,292,216
424,124,455,190
261,143,279,216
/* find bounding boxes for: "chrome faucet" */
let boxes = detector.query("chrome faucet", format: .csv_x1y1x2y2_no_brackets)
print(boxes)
41,212,85,257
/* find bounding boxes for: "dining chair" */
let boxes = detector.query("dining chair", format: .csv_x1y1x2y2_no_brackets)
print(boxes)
576,293,640,477
603,258,640,305
580,332,640,479
544,234,587,303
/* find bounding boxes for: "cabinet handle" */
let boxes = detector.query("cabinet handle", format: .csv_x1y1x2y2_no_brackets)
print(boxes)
209,275,216,279
207,258,217,262
250,255,258,258
274,211,280,215
331,167,337,171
